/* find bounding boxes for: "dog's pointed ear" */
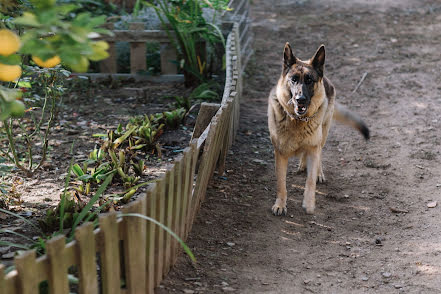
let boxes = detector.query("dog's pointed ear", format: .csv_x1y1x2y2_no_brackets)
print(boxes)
283,42,296,72
311,44,325,77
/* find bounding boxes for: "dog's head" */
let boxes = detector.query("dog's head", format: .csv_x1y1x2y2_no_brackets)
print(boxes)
278,43,325,117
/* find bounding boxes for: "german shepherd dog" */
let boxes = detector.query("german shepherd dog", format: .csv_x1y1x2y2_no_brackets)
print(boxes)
268,43,369,215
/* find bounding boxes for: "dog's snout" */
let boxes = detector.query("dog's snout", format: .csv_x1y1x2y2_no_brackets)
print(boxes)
296,95,307,105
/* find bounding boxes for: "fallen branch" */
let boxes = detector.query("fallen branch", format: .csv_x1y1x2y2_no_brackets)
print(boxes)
352,72,368,93
309,221,333,231
389,207,409,214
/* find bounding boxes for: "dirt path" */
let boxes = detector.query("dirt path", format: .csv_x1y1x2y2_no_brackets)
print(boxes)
159,0,441,293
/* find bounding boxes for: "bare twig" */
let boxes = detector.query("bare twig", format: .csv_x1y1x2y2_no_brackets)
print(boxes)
309,221,333,231
389,207,409,214
352,72,368,94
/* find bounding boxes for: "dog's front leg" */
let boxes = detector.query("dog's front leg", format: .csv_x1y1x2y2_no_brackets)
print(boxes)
302,147,320,214
272,150,289,216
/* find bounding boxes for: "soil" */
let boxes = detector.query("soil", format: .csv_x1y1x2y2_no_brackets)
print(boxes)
0,79,198,262
159,0,441,293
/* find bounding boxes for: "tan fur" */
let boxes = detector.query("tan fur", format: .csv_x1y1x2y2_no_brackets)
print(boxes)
268,44,368,215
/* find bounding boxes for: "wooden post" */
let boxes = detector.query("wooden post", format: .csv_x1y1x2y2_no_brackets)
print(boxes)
15,250,38,294
171,156,183,263
75,223,99,294
0,264,15,294
191,102,220,141
163,168,175,276
46,235,69,294
122,197,147,294
145,183,157,294
129,22,147,74
154,178,166,286
160,42,177,74
99,212,121,294
182,147,192,239
100,23,117,73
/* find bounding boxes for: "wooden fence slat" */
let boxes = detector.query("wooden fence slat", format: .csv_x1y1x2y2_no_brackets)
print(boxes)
0,265,4,293
191,102,220,141
122,197,147,294
163,168,175,275
171,156,183,263
99,212,121,294
186,141,199,234
46,235,69,294
182,146,193,239
154,178,166,286
0,264,14,294
3,270,17,294
14,250,38,294
145,183,157,294
75,222,98,294
218,98,234,175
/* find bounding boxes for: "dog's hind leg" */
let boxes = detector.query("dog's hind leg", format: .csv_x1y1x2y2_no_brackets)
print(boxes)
272,150,289,216
297,152,307,173
302,147,320,214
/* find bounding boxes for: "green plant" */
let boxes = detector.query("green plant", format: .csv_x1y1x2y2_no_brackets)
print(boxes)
147,0,226,87
164,107,186,129
167,81,221,113
1,66,69,176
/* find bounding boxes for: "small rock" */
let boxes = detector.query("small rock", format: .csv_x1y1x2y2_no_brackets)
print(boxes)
303,280,311,285
361,276,369,281
2,252,15,259
344,194,349,199
375,238,382,245
252,159,267,165
221,281,229,286
0,247,11,255
226,242,235,247
222,287,236,292
394,284,403,289
382,272,392,278
183,290,195,294
427,201,437,208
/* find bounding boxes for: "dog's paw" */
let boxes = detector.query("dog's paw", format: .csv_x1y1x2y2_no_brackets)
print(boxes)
297,159,307,173
272,199,287,216
318,170,326,183
302,199,315,214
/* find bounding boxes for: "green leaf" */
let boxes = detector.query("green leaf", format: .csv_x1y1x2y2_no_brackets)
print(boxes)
0,54,21,65
120,213,196,263
72,163,84,177
17,81,32,88
0,87,22,102
68,173,114,241
78,174,93,182
13,12,41,27
0,208,42,233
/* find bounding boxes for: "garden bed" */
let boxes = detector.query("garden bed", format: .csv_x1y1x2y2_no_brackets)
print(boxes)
0,77,219,263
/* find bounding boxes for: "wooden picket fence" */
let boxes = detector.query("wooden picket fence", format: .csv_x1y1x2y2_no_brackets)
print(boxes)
0,23,242,294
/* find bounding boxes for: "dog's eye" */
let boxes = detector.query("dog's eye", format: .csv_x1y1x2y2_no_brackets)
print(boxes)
291,76,299,83
305,76,313,85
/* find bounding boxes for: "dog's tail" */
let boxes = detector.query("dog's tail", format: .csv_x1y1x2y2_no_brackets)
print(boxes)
333,103,370,140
